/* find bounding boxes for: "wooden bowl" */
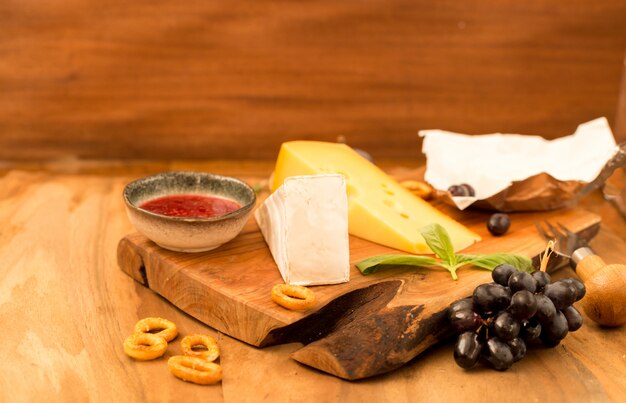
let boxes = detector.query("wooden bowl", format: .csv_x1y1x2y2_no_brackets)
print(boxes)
123,171,256,252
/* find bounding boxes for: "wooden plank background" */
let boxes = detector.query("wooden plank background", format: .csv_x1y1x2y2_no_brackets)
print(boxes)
1,0,626,161
616,55,626,140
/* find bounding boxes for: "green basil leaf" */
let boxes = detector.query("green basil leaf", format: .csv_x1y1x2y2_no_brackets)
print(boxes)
355,254,439,275
419,223,456,266
455,254,477,264
459,253,534,273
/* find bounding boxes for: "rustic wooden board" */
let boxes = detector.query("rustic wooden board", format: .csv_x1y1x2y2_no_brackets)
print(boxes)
117,199,601,380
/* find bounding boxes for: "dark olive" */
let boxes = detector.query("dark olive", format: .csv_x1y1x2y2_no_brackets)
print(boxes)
487,213,511,236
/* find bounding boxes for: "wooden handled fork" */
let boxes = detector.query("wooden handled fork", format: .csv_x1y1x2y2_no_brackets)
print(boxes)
535,221,626,327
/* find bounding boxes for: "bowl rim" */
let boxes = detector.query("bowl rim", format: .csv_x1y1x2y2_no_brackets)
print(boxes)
123,171,257,223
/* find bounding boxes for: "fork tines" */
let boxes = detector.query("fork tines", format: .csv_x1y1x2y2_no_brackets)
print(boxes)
534,220,574,241
534,221,553,241
557,222,576,238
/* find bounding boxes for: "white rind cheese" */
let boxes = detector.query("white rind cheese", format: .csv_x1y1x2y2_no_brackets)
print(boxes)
254,174,350,286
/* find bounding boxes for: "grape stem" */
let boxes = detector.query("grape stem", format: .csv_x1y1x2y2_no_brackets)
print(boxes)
539,240,556,272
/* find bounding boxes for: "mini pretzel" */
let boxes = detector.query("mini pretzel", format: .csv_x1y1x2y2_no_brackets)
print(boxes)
123,333,168,361
180,334,220,362
133,317,178,342
271,284,316,311
168,355,223,385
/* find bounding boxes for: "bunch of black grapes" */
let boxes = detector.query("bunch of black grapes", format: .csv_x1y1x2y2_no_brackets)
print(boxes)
448,264,585,371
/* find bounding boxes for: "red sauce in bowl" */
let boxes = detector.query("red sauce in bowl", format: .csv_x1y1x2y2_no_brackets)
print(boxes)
139,194,241,218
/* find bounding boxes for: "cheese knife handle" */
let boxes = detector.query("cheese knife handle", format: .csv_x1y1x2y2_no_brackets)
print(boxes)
572,248,626,327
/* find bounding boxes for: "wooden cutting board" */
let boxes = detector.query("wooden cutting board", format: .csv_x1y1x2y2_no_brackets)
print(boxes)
117,201,601,380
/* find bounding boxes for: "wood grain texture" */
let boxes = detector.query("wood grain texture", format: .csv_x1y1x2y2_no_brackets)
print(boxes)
616,52,626,142
1,1,626,161
0,164,625,401
0,171,222,401
117,197,601,379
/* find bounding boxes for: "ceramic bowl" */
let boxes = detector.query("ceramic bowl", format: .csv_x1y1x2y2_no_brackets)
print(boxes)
123,171,256,252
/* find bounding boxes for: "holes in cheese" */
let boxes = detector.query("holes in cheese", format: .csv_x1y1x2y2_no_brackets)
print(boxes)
270,141,481,254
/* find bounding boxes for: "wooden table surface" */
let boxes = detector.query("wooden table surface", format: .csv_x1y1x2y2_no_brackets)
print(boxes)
1,160,624,403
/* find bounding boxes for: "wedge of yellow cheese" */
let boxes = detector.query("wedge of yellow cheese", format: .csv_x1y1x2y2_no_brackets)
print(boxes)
270,141,481,254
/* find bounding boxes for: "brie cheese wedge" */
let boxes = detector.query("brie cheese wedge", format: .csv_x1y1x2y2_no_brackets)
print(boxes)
255,174,350,286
